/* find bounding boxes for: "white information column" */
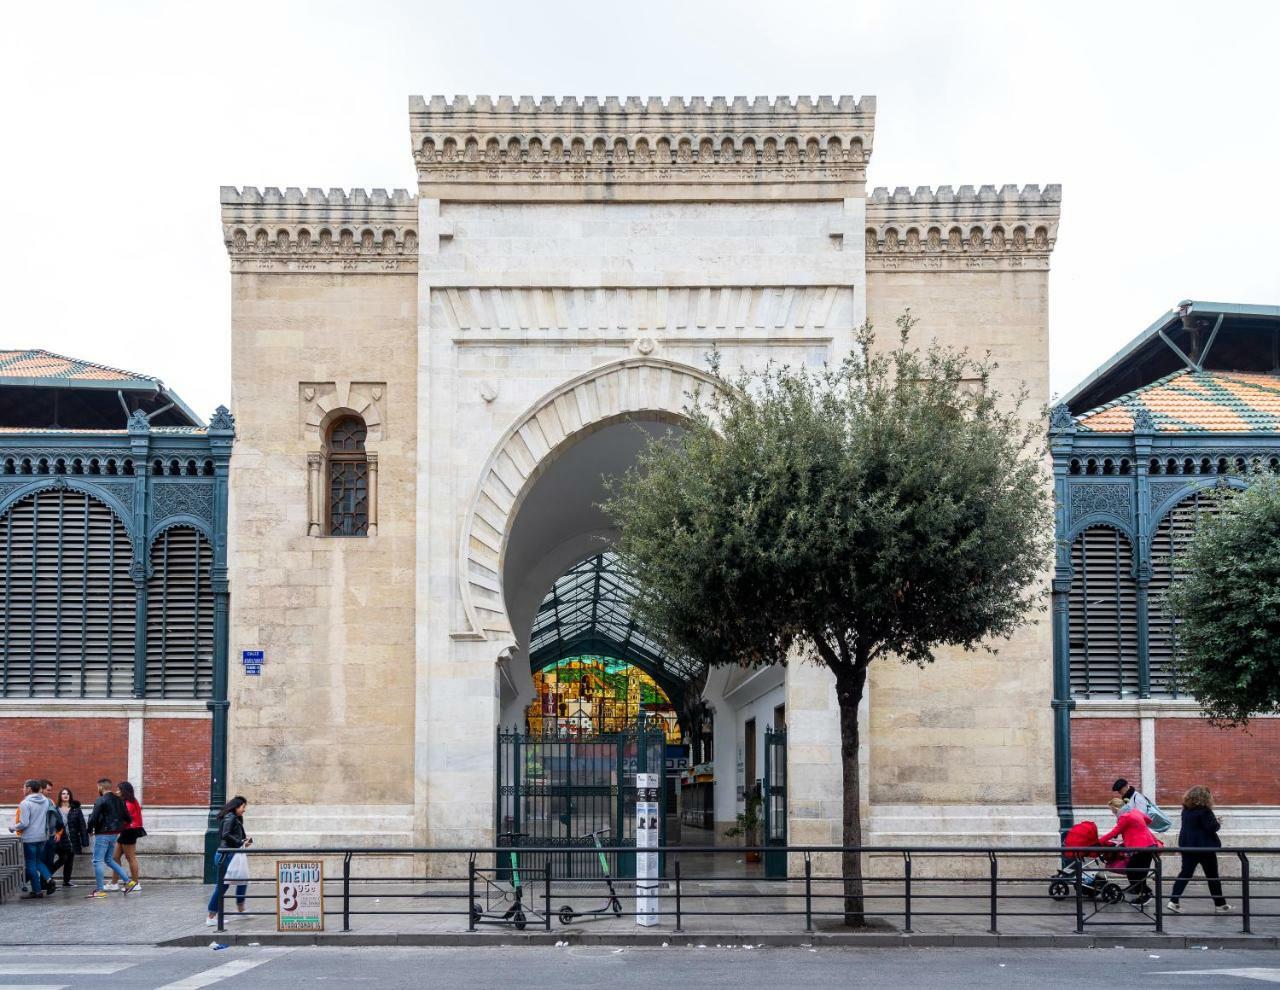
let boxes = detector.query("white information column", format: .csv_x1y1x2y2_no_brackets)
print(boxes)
635,772,660,927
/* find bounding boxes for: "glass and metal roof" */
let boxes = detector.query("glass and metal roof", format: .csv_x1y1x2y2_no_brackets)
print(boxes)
528,551,703,699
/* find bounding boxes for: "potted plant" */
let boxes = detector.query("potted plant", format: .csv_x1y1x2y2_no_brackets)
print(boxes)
724,790,763,862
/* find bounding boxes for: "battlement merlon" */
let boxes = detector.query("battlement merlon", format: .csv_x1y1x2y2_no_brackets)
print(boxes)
219,187,419,274
407,94,876,202
865,184,1062,272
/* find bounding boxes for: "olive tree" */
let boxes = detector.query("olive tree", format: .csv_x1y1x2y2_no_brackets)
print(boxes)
1165,478,1280,726
603,314,1053,926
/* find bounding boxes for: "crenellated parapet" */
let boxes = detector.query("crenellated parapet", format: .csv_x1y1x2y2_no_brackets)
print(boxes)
865,184,1061,272
407,95,876,202
220,186,419,274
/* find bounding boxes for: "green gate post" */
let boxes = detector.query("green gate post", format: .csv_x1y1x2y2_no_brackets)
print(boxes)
763,727,788,878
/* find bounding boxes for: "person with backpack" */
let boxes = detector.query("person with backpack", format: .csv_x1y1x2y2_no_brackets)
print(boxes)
1112,777,1174,832
51,787,88,888
8,779,56,898
39,781,60,878
1167,785,1231,914
85,777,134,897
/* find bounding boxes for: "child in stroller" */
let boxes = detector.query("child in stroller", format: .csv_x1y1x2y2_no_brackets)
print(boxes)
1049,820,1131,906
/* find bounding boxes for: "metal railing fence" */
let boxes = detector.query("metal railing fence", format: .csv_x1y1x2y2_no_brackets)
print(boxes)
209,843,1280,937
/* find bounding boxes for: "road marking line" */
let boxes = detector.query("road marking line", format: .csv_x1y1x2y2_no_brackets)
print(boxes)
0,985,69,990
0,948,166,957
1154,970,1280,984
152,949,293,990
0,963,134,974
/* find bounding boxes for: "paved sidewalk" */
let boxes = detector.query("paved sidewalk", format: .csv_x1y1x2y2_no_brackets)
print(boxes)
1,877,1275,948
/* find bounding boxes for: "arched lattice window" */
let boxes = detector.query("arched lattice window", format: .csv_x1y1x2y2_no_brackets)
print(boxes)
144,525,214,698
1148,489,1233,697
1068,525,1140,698
0,489,135,697
327,415,369,536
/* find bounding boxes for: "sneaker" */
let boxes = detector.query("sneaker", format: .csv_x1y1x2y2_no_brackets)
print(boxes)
85,890,108,899
1166,900,1181,914
103,882,121,892
1216,903,1233,913
64,881,78,888
122,879,139,895
43,880,56,894
205,916,218,926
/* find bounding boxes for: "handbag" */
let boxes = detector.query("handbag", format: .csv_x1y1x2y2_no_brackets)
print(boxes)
221,851,250,881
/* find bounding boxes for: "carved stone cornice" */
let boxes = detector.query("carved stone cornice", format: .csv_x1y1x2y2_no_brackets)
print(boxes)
407,95,876,202
865,184,1061,272
220,186,419,274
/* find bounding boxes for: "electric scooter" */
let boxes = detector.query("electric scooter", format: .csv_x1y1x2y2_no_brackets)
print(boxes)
470,832,545,930
557,827,624,925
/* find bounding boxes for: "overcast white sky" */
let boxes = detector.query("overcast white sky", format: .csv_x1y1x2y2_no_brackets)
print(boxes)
1,1,1277,419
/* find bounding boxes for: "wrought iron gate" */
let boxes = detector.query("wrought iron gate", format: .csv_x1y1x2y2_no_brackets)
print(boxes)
763,726,787,878
495,723,666,878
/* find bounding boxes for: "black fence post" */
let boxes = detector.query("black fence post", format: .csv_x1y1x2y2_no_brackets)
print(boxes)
675,860,683,932
467,855,477,932
988,852,998,934
1239,852,1251,935
903,852,912,934
216,851,228,933
342,852,352,933
544,859,552,932
1153,854,1163,934
1074,857,1084,934
804,853,813,933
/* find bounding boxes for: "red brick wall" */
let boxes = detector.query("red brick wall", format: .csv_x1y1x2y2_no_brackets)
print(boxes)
1157,719,1280,806
0,717,128,804
143,718,210,806
1071,718,1141,802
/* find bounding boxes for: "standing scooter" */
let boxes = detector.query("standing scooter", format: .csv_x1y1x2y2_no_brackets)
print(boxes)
557,827,624,925
470,832,545,930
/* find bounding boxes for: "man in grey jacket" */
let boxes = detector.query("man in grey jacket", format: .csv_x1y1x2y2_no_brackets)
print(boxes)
9,779,54,898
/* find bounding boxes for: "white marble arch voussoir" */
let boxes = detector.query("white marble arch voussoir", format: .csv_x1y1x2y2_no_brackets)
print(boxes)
456,356,721,641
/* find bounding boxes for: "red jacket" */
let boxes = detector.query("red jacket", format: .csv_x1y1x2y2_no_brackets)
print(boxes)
1100,809,1159,849
124,799,143,830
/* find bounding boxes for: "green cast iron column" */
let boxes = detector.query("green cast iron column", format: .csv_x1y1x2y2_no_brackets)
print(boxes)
1049,409,1076,835
204,408,235,882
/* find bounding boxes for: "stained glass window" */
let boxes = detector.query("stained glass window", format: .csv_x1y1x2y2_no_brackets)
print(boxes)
327,415,368,536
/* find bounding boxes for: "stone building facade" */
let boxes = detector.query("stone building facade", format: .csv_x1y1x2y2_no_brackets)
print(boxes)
221,96,1062,863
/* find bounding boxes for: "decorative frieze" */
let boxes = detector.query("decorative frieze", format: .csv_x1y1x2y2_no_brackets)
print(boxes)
408,95,876,201
220,187,418,274
152,482,215,526
1068,481,1131,526
865,184,1061,272
431,285,857,336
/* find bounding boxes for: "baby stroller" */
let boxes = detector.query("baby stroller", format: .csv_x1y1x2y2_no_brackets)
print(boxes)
1049,821,1130,908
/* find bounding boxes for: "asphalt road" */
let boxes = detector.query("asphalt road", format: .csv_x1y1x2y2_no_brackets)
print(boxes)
0,945,1277,988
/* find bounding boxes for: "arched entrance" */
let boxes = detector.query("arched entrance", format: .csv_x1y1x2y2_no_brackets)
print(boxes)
453,359,717,872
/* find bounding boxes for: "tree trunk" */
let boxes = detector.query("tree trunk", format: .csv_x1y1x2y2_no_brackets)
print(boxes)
836,666,867,927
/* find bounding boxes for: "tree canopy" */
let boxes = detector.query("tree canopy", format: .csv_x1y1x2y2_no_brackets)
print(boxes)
603,313,1053,924
1165,479,1280,726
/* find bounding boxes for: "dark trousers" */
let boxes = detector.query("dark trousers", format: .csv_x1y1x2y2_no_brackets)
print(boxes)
1124,850,1155,896
51,848,76,884
1170,851,1226,906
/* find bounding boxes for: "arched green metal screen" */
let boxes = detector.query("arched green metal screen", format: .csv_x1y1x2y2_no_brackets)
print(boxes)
528,551,703,703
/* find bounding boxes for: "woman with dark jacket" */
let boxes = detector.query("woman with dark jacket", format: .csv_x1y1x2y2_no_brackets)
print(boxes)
1167,785,1230,913
205,796,252,925
51,788,88,887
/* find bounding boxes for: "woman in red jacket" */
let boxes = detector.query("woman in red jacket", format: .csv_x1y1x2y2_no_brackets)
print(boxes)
114,781,146,894
1100,797,1160,904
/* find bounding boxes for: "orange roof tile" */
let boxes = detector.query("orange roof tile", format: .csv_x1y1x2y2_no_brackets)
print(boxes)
1077,370,1280,434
